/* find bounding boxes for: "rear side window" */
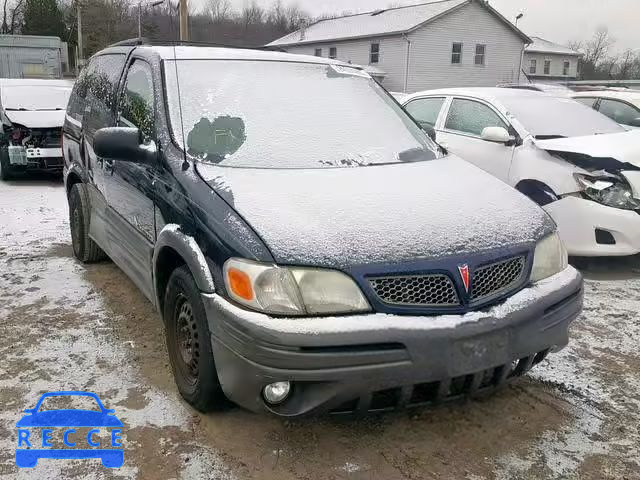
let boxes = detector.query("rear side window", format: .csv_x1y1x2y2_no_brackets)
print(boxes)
79,54,126,132
598,99,640,126
404,97,445,128
445,98,507,136
118,60,155,141
574,97,597,108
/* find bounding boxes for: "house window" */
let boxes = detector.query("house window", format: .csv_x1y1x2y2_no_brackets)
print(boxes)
370,43,380,64
544,59,551,75
474,44,486,65
563,60,570,76
529,59,537,74
314,48,322,57
329,47,337,59
451,43,462,64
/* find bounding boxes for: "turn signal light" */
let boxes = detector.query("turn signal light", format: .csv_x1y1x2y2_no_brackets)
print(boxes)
227,268,253,300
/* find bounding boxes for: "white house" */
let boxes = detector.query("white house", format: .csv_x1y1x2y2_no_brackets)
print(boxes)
523,37,581,81
267,0,531,93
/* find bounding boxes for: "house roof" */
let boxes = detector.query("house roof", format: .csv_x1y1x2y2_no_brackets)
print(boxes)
267,0,531,47
525,37,581,56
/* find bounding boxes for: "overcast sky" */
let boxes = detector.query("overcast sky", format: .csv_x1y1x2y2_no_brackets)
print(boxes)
225,0,638,52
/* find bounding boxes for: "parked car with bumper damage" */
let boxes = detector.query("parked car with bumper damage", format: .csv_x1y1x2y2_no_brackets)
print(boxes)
399,87,640,257
63,43,583,416
0,79,72,180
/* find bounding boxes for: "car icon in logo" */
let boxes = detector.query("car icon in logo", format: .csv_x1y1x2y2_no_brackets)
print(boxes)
15,391,123,468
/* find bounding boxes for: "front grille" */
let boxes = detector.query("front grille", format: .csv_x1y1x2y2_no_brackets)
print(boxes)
369,274,460,307
329,350,549,415
470,256,525,302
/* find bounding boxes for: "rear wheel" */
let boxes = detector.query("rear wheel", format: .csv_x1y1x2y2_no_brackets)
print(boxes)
68,183,106,263
164,266,227,412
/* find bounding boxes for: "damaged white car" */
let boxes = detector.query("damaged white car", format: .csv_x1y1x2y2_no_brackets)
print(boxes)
0,79,73,180
399,88,640,257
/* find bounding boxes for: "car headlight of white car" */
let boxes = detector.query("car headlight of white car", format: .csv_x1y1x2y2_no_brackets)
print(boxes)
223,258,371,315
575,173,640,210
530,232,568,283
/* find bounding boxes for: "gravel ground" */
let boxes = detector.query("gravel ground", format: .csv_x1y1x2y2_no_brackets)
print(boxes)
0,177,639,479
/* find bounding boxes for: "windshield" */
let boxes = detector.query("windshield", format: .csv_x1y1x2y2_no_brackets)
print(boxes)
164,60,440,168
1,85,72,111
499,95,625,138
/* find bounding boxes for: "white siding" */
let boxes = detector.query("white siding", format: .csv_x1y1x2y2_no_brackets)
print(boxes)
405,1,525,91
523,52,579,79
285,36,409,92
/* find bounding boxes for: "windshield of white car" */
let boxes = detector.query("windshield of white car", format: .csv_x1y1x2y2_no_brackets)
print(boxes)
164,59,441,168
499,96,625,138
1,85,72,111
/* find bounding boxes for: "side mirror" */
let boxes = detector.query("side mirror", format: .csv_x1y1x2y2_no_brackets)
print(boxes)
421,123,437,142
629,118,640,128
481,126,512,144
94,127,156,164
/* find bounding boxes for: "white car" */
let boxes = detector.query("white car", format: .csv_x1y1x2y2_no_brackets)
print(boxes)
572,90,640,129
398,87,640,257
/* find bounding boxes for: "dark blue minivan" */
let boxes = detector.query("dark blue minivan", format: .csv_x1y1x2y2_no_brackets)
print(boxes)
62,41,583,416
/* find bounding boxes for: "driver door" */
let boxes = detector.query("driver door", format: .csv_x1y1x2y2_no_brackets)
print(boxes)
103,59,158,302
437,97,516,183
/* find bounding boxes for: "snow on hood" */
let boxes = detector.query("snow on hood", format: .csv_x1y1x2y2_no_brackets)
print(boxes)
197,157,555,268
4,110,65,128
534,130,640,168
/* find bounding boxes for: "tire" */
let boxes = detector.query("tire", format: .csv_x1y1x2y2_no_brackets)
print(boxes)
0,148,12,181
164,265,227,412
68,183,106,263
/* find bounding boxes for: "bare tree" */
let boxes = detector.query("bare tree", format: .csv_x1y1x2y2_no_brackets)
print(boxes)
205,0,230,22
1,0,24,34
583,27,614,67
616,49,638,79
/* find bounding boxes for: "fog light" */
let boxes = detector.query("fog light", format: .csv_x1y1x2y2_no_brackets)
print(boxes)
263,381,291,405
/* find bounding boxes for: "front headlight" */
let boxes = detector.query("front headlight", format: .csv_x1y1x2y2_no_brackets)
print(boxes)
576,174,640,210
223,258,371,316
530,232,568,283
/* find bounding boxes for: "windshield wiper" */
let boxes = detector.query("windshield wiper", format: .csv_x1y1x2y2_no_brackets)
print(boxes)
535,135,567,140
4,107,30,111
35,108,64,111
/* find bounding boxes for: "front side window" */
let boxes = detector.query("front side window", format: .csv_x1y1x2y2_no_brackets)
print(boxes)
598,99,640,126
164,60,440,168
544,60,551,75
529,59,537,74
370,43,380,64
474,44,485,66
79,54,127,132
329,47,337,59
563,60,570,76
444,98,507,137
314,48,322,57
404,97,445,128
451,43,462,64
118,60,155,141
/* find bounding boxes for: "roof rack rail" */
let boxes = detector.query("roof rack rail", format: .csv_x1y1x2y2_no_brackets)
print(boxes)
107,38,285,52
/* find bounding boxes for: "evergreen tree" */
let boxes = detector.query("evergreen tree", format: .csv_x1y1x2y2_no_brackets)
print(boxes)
22,0,65,38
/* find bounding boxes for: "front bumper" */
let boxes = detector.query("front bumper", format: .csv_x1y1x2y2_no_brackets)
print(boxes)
545,196,640,256
203,267,583,416
8,146,63,172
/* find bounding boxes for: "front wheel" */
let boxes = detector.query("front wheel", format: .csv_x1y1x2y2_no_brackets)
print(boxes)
0,148,12,181
164,266,227,412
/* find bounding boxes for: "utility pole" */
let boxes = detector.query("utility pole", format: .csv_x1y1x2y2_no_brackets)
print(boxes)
179,0,189,41
77,2,83,72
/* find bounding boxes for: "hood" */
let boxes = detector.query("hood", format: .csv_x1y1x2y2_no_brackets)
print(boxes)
4,110,65,128
197,158,554,268
534,130,640,169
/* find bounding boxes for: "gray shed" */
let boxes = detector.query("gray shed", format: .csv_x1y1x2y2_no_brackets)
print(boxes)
0,35,65,79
